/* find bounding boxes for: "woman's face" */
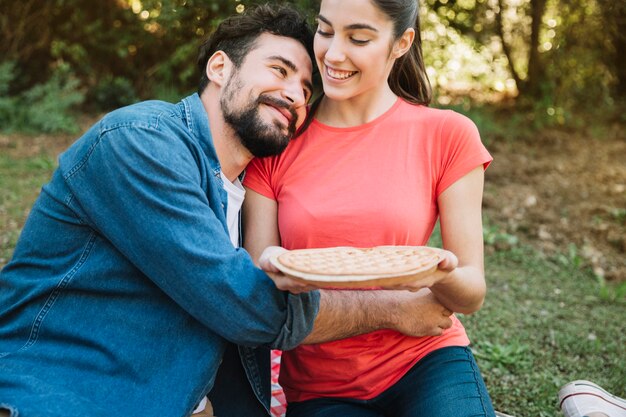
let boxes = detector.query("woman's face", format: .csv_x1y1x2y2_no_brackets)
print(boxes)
314,0,399,101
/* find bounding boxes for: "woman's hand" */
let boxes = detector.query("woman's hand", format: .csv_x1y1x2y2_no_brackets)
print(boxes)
258,246,319,294
385,248,458,292
257,245,287,273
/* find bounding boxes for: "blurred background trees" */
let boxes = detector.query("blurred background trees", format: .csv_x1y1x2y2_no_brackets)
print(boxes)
0,0,623,133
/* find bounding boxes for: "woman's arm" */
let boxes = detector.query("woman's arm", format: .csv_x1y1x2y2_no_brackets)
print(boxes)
430,166,488,314
242,188,281,265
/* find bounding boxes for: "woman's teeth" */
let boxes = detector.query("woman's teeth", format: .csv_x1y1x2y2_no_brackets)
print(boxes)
327,67,356,80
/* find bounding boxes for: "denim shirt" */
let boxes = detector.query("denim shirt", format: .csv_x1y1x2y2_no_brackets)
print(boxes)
0,94,320,417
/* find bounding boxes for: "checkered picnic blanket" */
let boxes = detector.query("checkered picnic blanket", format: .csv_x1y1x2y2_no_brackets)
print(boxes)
270,350,287,417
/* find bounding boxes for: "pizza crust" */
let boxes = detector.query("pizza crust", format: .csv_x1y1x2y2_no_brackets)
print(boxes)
269,246,443,288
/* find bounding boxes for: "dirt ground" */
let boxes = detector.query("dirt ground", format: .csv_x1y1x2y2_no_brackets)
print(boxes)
2,121,625,281
483,126,626,282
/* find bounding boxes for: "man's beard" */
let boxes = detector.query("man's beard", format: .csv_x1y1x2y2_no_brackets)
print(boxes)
221,73,297,158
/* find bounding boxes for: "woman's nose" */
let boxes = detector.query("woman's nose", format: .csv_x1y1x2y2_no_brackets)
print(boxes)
324,38,346,63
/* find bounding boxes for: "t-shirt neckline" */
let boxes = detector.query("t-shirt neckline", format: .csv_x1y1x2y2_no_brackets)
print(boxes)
311,97,404,132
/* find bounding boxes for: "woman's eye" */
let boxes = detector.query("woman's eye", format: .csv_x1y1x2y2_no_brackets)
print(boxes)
316,29,333,37
351,38,370,45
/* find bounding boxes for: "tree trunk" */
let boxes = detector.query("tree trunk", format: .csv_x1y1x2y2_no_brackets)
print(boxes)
496,0,523,93
610,4,626,98
526,0,547,98
496,0,547,98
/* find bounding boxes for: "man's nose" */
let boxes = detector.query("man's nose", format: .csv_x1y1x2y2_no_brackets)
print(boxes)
281,82,307,109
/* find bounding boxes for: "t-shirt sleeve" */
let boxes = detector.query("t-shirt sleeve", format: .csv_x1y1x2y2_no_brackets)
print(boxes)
243,156,277,200
435,111,493,197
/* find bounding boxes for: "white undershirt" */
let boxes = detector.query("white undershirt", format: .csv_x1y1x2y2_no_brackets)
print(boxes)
220,172,245,248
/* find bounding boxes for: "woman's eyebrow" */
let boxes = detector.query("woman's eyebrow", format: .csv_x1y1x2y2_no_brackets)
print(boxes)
317,14,378,32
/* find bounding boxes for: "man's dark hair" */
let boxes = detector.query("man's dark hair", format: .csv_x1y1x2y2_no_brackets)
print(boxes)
197,3,314,94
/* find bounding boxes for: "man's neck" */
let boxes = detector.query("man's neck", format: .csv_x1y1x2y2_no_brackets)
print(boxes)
200,89,253,183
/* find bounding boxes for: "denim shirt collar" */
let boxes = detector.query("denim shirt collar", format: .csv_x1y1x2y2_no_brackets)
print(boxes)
181,93,223,181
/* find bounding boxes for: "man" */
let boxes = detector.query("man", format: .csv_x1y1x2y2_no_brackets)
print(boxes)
0,4,452,417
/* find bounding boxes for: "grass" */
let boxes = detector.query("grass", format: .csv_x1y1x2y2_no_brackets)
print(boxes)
0,151,57,265
465,245,625,416
1,133,625,417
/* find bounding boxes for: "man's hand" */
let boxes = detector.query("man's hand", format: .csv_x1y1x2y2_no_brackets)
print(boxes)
384,289,453,337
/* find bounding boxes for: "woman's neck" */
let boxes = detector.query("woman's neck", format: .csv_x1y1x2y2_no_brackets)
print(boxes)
315,86,398,127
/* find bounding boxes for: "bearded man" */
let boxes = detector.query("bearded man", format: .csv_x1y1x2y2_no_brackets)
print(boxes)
0,4,452,417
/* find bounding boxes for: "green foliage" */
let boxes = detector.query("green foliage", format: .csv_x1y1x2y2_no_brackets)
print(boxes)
20,64,85,133
27,155,57,171
424,0,621,126
472,340,531,371
552,243,584,271
0,61,85,134
90,76,139,111
151,84,187,104
596,276,626,303
437,102,507,145
148,42,199,100
2,0,624,133
483,224,519,251
0,62,18,129
0,61,13,95
429,199,521,256
611,208,626,225
439,97,626,146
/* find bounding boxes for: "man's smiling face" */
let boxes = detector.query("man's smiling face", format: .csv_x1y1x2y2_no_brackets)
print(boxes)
220,33,313,157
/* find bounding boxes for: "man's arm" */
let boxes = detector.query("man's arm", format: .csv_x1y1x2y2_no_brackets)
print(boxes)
62,122,317,349
303,288,453,344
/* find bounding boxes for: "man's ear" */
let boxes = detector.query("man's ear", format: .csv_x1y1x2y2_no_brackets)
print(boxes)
392,28,415,59
206,51,232,87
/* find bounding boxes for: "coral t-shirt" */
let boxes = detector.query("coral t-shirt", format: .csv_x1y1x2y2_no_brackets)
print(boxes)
244,98,492,402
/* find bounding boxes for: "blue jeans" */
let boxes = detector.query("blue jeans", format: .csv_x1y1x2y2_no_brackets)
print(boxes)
286,346,495,417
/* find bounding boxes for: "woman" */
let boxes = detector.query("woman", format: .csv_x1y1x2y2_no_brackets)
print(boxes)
243,0,495,416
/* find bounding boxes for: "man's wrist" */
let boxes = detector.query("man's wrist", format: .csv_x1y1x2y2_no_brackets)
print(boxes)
369,291,397,330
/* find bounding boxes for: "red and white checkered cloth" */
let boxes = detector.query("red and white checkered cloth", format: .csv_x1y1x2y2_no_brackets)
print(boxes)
270,350,287,417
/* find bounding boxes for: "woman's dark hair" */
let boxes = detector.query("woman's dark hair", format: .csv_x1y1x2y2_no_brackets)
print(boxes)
197,3,314,94
373,0,432,105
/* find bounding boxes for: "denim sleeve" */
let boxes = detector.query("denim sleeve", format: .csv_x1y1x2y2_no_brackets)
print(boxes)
61,122,319,350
